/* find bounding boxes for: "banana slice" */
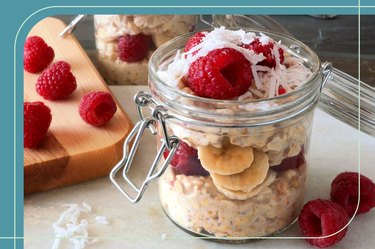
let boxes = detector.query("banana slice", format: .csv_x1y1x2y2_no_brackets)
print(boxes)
198,144,254,175
211,150,270,192
215,171,276,200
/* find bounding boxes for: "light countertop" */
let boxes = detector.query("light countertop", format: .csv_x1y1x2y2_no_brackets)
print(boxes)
24,86,375,249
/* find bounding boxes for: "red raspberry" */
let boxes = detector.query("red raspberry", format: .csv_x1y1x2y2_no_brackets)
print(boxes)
272,148,305,172
187,48,253,100
36,61,77,100
242,38,284,68
299,199,349,248
118,34,151,62
79,91,117,126
330,172,375,216
24,36,55,73
163,140,209,176
24,101,52,148
278,86,287,95
184,32,205,52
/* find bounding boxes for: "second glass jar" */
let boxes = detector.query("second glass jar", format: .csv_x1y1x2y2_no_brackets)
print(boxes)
94,15,197,85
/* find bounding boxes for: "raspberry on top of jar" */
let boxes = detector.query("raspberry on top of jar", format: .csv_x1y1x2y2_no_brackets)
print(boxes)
158,27,312,100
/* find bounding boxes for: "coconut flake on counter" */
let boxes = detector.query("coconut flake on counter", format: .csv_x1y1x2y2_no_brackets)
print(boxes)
95,216,109,225
52,203,108,249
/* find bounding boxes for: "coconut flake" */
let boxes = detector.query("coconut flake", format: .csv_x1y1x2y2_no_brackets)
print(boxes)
238,91,253,101
259,33,271,45
52,203,105,249
251,65,262,90
273,44,281,67
95,216,109,225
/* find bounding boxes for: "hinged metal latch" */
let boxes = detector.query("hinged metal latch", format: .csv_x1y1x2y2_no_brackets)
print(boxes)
109,91,180,203
320,61,333,91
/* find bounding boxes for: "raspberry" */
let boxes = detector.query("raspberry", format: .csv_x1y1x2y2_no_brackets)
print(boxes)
36,61,77,100
299,199,349,248
163,140,209,176
118,34,151,62
79,91,117,126
278,86,287,95
330,172,375,217
187,48,253,100
242,38,284,68
272,148,305,172
24,36,55,73
24,101,52,148
184,32,205,52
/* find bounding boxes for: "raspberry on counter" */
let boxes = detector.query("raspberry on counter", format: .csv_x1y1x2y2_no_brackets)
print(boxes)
24,36,55,73
298,199,349,248
330,172,375,216
24,101,52,148
36,61,77,100
78,91,117,127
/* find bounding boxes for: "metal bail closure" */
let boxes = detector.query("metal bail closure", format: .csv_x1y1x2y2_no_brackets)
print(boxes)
320,61,333,91
109,92,180,203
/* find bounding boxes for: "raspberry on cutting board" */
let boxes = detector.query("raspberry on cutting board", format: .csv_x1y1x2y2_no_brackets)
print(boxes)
330,172,375,216
24,101,52,148
78,91,117,126
187,48,253,100
298,199,349,248
163,140,209,176
24,36,55,73
118,34,152,62
36,61,77,100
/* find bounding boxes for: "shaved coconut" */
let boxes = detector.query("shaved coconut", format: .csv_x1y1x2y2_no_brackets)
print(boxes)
273,45,281,67
95,216,109,225
259,33,271,45
51,203,107,249
238,91,253,101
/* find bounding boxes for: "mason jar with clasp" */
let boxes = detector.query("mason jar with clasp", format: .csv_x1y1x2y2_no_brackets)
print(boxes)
109,27,375,241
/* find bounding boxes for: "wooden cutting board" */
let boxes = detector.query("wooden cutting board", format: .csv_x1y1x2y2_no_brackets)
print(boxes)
24,17,133,195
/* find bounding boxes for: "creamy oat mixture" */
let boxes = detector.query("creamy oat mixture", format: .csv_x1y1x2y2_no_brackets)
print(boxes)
159,164,306,237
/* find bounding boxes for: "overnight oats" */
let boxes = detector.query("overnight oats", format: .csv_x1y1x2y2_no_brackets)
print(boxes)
94,15,197,85
110,27,328,241
151,28,319,239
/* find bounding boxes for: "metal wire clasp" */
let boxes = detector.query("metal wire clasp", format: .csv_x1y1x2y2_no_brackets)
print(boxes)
109,91,180,203
320,61,333,91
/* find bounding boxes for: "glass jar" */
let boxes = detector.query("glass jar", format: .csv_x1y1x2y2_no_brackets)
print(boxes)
110,29,331,241
93,15,197,85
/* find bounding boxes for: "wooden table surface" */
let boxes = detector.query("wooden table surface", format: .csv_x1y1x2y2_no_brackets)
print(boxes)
55,14,375,88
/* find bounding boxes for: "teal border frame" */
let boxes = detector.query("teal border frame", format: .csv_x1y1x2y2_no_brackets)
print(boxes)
2,1,374,248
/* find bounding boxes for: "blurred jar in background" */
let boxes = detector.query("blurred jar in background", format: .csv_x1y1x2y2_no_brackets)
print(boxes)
94,15,197,85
